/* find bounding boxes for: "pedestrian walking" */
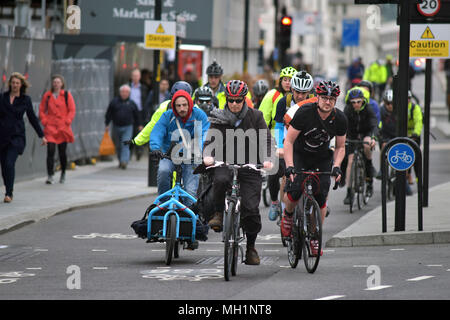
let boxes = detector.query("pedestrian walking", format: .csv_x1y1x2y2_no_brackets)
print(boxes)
39,74,76,184
105,84,142,169
129,69,149,161
0,72,47,203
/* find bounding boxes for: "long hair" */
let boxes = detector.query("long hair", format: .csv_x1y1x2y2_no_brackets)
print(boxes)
8,72,29,95
51,74,66,90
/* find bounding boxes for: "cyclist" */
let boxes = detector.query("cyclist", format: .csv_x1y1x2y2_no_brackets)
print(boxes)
406,90,423,190
258,66,297,219
126,81,193,147
342,87,378,205
281,80,347,256
149,89,210,207
193,86,219,116
202,80,275,265
357,80,381,124
378,89,397,152
204,60,253,109
252,79,269,110
267,71,315,221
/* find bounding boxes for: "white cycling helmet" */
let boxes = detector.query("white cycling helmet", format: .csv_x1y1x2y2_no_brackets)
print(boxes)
290,71,313,93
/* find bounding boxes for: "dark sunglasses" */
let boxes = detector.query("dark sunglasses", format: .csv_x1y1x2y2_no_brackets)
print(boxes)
227,98,244,104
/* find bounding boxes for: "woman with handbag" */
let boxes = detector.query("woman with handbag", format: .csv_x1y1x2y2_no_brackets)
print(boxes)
39,74,76,184
0,72,47,203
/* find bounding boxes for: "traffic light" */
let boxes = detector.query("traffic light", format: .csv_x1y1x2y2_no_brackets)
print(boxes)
279,15,292,49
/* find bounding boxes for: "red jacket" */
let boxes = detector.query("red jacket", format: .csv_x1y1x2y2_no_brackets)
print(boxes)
39,90,76,144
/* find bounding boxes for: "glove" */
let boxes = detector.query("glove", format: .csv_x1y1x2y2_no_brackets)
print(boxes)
149,150,164,159
331,166,342,178
285,166,296,178
123,139,135,146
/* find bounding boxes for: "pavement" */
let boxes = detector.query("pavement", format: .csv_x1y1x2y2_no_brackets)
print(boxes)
1,121,450,247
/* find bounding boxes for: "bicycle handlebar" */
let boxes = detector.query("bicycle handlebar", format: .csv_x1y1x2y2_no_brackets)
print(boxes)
345,139,370,145
205,161,265,172
291,169,339,190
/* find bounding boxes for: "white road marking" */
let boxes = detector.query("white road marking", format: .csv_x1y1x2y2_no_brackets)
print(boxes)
323,249,335,253
407,276,435,281
390,248,405,251
0,245,8,249
353,265,369,268
426,265,443,267
206,249,220,252
365,285,393,291
34,249,48,252
93,267,108,270
315,295,346,300
92,249,108,252
151,249,166,252
26,268,42,270
263,249,280,252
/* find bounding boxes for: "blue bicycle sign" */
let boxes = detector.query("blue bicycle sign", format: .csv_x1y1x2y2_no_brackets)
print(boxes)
387,143,415,171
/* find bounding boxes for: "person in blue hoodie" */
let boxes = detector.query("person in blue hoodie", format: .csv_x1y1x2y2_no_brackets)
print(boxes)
149,89,210,206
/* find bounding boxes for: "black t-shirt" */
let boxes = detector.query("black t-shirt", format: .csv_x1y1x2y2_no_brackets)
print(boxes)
290,103,347,160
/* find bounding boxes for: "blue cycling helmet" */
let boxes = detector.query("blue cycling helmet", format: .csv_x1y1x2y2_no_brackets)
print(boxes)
348,88,365,100
170,81,193,97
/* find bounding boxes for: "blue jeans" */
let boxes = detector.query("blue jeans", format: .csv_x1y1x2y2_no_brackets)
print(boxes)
157,158,199,207
112,125,133,164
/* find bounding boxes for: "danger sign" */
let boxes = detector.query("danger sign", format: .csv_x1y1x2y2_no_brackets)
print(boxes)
410,24,450,58
144,20,176,50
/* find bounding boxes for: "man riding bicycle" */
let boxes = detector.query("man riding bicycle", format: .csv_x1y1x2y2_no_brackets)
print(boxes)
342,87,378,204
193,86,219,116
281,80,347,256
267,70,316,221
149,89,210,207
202,80,275,265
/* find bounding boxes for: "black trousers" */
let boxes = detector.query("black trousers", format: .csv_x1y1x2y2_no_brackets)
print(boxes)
47,142,67,176
212,166,263,238
268,158,286,201
0,145,20,197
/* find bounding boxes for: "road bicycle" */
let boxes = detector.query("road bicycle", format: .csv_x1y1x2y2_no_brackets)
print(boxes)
145,148,199,266
206,162,264,281
286,169,337,273
346,139,372,213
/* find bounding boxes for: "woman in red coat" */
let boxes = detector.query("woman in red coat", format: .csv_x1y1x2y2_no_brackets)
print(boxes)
39,74,76,184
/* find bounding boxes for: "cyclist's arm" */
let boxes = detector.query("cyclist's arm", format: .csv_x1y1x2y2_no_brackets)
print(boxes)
149,112,169,151
333,135,346,169
258,91,275,127
133,102,167,146
283,125,301,168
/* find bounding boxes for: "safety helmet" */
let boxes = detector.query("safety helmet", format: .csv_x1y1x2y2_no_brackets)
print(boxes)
225,80,248,98
358,80,374,92
290,71,313,92
279,66,297,79
408,90,412,99
195,86,214,102
348,88,365,100
253,79,269,97
206,60,223,76
315,80,340,97
383,89,394,103
170,81,193,97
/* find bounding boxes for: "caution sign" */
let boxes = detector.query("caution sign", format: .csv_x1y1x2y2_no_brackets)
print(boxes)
144,21,176,50
410,24,450,58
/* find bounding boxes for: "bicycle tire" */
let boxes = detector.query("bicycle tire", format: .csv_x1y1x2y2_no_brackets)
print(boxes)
302,197,322,274
356,155,366,209
223,201,235,281
349,158,357,213
287,200,303,268
231,208,241,276
165,214,177,266
262,186,270,207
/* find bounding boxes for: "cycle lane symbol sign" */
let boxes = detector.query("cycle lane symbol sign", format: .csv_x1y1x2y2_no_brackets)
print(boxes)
387,143,415,171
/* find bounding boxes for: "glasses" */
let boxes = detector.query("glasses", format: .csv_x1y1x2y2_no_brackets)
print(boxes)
319,96,336,103
227,98,244,104
350,99,364,104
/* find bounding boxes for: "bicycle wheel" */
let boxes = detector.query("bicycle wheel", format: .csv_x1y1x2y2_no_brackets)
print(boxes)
262,186,270,207
287,199,303,268
231,210,241,276
223,201,235,281
301,197,322,274
165,214,177,265
356,156,366,208
349,159,357,213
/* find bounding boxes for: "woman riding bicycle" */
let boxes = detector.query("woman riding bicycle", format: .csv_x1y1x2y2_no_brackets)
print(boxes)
202,80,275,265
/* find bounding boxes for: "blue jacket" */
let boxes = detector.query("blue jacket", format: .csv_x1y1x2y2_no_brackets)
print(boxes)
150,107,210,155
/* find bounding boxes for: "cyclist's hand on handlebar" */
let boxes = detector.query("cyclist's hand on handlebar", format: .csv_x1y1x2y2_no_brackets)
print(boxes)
149,150,164,159
331,166,343,182
203,156,214,166
123,139,135,146
285,166,296,182
263,161,273,170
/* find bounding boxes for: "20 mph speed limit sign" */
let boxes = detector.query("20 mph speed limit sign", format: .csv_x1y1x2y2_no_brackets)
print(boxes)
417,0,441,17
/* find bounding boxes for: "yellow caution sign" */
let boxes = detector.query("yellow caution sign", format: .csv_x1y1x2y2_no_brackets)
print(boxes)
156,23,165,34
410,40,449,57
420,26,435,39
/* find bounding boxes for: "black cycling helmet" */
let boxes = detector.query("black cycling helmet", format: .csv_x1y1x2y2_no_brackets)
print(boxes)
253,79,269,97
315,80,340,97
225,80,248,98
170,81,192,97
358,80,374,92
195,86,214,102
206,60,223,76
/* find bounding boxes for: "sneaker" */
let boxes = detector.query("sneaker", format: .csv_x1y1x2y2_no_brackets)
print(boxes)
310,240,323,257
280,210,293,237
244,247,260,265
343,190,354,205
46,175,54,184
268,201,281,221
60,172,66,184
325,206,331,218
208,212,223,232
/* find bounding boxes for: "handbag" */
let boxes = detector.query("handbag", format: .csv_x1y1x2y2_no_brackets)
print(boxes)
99,129,116,156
